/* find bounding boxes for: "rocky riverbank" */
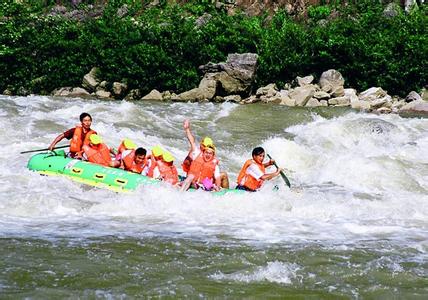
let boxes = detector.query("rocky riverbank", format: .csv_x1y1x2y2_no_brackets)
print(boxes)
28,53,427,116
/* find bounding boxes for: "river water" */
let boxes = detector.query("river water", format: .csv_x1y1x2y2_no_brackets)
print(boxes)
0,95,427,298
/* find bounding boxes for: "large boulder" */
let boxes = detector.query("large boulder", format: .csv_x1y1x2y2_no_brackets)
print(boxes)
141,89,163,101
82,67,100,92
289,85,316,106
405,91,423,102
319,69,345,95
400,100,428,115
199,53,258,97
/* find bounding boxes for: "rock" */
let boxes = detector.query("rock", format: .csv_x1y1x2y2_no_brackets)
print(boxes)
224,95,241,103
240,95,259,104
358,87,387,101
391,99,406,110
95,90,111,99
344,88,359,102
296,75,314,86
371,95,392,109
405,91,422,102
141,89,163,101
198,53,258,96
124,89,141,101
198,74,217,100
3,89,13,95
256,83,277,97
319,69,344,93
213,96,225,103
400,100,428,115
306,98,322,107
112,82,128,97
351,100,371,111
313,91,330,100
69,87,90,97
116,4,129,18
289,85,316,106
330,85,345,97
98,80,108,89
261,94,282,104
82,67,100,92
195,13,212,27
376,107,392,114
320,100,329,107
328,96,350,106
162,91,175,101
383,2,401,18
175,88,207,102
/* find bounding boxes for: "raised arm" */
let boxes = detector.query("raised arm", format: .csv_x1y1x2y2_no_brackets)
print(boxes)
183,119,197,152
260,168,282,181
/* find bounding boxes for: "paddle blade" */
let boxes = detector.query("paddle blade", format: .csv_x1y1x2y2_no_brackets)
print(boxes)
267,154,291,188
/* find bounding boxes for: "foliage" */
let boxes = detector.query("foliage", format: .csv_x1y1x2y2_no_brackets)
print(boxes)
0,0,426,97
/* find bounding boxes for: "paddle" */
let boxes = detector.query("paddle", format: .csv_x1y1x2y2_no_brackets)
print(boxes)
20,145,69,154
267,154,291,188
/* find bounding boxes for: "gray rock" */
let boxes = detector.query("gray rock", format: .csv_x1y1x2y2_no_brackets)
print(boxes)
320,100,329,107
306,98,322,107
224,95,241,103
256,83,277,97
376,107,392,114
405,91,423,102
124,89,141,101
68,87,90,98
289,85,316,106
296,75,314,86
359,87,387,101
112,82,128,97
198,74,217,100
240,95,259,104
319,69,345,93
95,90,111,99
328,96,350,106
400,100,428,115
383,2,402,18
313,91,330,100
82,67,100,92
141,89,163,101
195,13,212,27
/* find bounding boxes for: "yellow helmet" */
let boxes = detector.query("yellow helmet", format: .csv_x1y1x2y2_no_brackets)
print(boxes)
89,134,102,145
123,138,136,150
151,145,164,157
162,151,174,163
201,136,214,147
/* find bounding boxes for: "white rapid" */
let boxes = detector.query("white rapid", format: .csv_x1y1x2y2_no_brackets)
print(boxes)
0,95,427,255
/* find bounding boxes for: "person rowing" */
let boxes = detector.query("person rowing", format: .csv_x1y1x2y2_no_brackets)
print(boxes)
48,112,96,159
236,147,282,192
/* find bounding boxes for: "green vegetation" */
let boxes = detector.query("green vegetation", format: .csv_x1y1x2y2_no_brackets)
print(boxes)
0,0,426,96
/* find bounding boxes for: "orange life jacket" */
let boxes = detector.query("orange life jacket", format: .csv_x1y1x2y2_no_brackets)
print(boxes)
82,143,112,167
187,153,219,184
237,159,266,191
122,150,146,174
70,126,96,154
146,155,159,178
157,160,179,185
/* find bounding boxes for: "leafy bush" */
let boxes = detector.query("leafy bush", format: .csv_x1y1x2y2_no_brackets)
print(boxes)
0,0,426,97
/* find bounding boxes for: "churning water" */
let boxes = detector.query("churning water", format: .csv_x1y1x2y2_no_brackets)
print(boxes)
0,95,427,298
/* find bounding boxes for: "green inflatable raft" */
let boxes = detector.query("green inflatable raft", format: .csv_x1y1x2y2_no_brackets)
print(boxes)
27,151,245,195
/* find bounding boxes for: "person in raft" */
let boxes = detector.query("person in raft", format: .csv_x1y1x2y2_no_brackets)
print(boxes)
180,143,221,192
144,145,165,178
154,151,179,186
236,147,282,192
182,119,229,189
82,134,116,167
119,147,148,174
48,112,96,159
